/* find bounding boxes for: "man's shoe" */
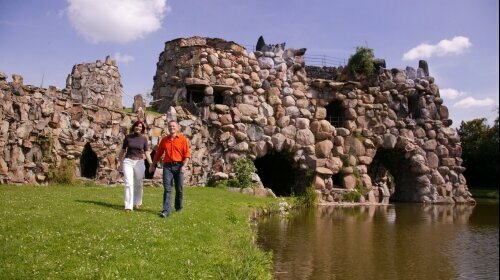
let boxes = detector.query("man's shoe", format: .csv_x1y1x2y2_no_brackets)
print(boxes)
124,209,132,213
134,205,141,210
159,212,169,218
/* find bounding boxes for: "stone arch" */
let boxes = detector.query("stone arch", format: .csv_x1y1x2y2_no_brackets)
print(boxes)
367,147,421,202
80,142,98,178
253,152,307,196
325,100,344,128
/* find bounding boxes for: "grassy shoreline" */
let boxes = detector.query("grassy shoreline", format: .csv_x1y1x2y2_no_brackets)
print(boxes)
469,188,499,199
0,185,276,279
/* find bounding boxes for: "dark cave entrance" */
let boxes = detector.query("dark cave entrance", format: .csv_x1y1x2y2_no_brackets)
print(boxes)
80,143,98,178
367,148,419,202
254,152,307,196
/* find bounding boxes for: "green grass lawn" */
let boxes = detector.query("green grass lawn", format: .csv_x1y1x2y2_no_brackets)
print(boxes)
0,185,275,279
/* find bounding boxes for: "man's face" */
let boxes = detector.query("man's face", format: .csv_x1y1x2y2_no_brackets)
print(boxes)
168,122,178,135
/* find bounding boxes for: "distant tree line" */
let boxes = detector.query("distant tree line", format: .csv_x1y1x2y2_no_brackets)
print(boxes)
458,110,499,189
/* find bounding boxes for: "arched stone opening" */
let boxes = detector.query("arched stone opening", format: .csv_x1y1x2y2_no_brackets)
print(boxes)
80,143,98,178
254,152,306,196
325,100,344,128
144,150,156,179
367,148,419,202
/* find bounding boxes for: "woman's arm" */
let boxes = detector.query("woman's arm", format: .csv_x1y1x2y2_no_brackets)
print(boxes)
145,150,153,165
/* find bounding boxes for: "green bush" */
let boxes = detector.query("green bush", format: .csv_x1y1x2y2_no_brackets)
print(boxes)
227,178,240,188
347,46,375,77
297,186,317,207
232,158,256,188
343,191,361,202
206,177,229,188
48,158,76,184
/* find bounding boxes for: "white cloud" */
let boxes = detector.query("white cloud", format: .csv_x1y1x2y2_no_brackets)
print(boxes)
113,52,135,64
402,36,472,61
453,97,495,108
440,88,466,99
67,0,170,44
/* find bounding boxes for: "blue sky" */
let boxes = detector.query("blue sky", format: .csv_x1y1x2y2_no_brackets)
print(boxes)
1,0,498,127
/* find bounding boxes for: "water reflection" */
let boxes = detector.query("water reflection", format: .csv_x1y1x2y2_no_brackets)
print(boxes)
257,202,499,280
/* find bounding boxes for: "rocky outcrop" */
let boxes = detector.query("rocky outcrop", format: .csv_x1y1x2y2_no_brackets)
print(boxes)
0,37,474,204
0,58,209,186
66,55,122,110
150,36,473,204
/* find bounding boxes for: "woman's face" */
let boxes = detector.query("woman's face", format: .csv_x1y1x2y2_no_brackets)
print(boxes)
134,123,143,134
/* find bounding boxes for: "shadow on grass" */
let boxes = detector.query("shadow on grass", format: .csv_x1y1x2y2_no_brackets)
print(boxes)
75,199,160,215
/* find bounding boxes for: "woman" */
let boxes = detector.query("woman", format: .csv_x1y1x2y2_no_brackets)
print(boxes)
118,120,152,212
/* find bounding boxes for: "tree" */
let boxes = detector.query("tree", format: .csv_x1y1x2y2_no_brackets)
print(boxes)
458,112,499,189
347,46,375,77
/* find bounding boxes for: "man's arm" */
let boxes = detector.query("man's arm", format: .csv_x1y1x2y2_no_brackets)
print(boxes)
181,136,191,172
181,157,190,172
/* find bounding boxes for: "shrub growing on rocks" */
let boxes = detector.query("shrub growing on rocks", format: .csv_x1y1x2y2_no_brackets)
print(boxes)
233,158,256,189
347,46,375,77
48,159,76,184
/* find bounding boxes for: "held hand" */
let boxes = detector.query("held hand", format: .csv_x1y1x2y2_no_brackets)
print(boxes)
181,165,187,173
149,165,156,173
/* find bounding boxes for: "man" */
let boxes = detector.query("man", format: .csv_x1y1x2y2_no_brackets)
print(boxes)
149,120,191,218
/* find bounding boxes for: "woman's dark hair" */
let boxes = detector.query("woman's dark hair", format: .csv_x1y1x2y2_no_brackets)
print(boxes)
130,120,146,134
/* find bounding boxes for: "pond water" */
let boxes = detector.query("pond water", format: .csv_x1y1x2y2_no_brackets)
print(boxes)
256,200,499,280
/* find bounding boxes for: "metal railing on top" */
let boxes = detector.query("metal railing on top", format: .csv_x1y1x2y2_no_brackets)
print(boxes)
304,54,345,67
241,44,345,67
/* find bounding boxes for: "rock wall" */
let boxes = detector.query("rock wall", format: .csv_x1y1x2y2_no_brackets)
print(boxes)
151,36,473,204
0,58,209,186
0,37,474,204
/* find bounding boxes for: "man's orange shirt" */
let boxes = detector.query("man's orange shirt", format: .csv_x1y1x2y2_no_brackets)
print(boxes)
153,134,191,163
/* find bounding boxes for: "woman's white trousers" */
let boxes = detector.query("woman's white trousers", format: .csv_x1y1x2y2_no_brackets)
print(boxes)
123,158,145,210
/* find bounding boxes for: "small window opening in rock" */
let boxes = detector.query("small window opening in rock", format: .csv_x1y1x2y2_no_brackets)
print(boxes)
12,103,21,121
331,172,343,188
325,100,344,128
214,90,224,104
186,87,204,103
80,143,98,178
407,94,420,119
254,152,307,196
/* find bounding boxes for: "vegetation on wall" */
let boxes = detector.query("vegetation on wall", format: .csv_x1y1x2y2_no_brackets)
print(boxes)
295,171,317,207
230,158,257,189
48,158,76,184
347,46,376,77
